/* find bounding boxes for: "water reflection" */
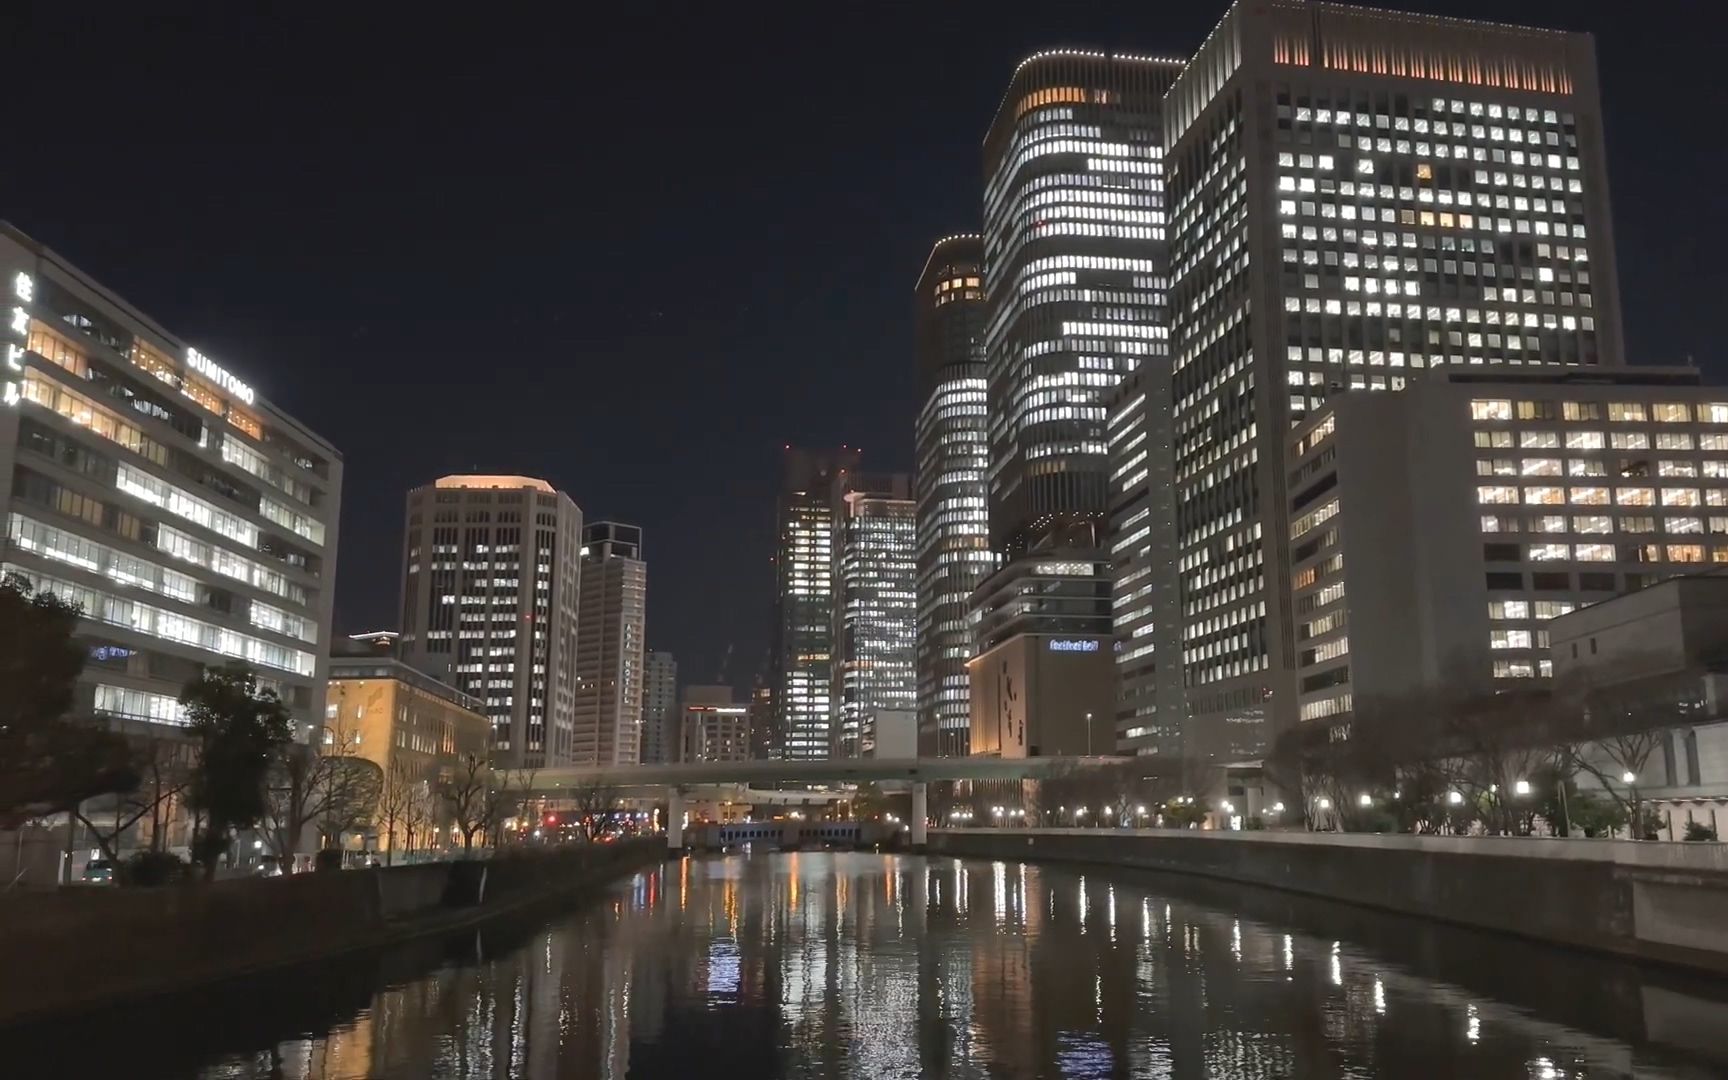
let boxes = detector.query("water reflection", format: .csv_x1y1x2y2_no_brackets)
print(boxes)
17,852,1728,1078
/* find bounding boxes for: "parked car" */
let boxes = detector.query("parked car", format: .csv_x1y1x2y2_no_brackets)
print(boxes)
81,859,116,885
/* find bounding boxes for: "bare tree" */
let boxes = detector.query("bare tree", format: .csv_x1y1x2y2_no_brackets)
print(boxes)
571,779,618,842
376,757,421,866
260,720,380,867
496,767,539,846
1568,730,1664,839
403,775,435,857
442,753,511,851
72,729,195,860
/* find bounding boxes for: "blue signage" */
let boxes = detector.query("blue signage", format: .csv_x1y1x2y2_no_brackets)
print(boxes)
1047,639,1100,653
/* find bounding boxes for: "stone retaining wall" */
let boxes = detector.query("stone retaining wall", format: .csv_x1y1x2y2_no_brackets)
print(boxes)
927,828,1728,972
0,840,659,1026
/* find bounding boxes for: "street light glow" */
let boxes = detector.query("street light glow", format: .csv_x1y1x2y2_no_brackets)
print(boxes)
1514,780,1532,796
1622,771,1637,785
1448,791,1464,806
1357,793,1372,807
1316,797,1332,810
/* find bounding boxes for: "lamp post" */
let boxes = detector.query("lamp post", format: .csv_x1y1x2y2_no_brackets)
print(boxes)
1085,711,1094,756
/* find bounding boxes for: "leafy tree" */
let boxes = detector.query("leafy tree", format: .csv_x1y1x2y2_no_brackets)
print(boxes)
1567,793,1628,838
1161,799,1207,828
1684,820,1718,842
0,576,138,824
182,662,293,880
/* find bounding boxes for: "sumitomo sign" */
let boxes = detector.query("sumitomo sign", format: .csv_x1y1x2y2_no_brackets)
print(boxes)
186,347,256,405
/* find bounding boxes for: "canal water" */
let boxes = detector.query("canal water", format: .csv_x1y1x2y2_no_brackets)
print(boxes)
12,851,1728,1078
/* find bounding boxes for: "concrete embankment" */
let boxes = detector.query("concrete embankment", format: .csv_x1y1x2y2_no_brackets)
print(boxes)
0,840,660,1026
927,828,1728,973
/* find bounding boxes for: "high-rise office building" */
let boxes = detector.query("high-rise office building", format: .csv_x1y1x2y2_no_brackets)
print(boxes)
768,447,860,760
835,482,916,758
1162,0,1622,757
399,475,582,769
1287,368,1724,735
573,521,647,766
1,222,342,734
641,649,678,764
913,234,991,756
983,51,1183,558
981,51,1184,753
1108,366,1185,757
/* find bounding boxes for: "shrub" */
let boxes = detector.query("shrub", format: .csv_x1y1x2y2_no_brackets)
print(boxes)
121,850,186,887
1684,821,1719,842
314,848,345,872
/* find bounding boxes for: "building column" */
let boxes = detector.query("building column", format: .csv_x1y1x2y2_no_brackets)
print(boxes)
911,781,928,851
667,787,685,854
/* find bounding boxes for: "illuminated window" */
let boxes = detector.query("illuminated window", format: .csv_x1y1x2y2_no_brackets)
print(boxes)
1616,488,1654,507
1470,399,1512,421
1653,403,1692,423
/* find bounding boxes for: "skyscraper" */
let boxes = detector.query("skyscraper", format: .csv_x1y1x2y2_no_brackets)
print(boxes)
768,447,859,760
641,649,679,764
573,521,647,766
1,222,342,735
835,482,916,758
1162,0,1622,756
399,475,582,769
913,235,990,756
980,51,1184,752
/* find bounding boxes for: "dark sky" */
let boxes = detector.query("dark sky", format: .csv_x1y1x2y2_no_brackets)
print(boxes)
4,2,1722,690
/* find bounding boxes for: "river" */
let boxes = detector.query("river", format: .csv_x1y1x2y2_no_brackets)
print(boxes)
12,851,1728,1078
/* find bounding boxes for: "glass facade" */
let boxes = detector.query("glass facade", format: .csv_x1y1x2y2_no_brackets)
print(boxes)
837,493,916,758
914,236,990,756
1,223,339,732
573,522,648,766
1163,1,1622,757
983,52,1183,558
770,449,859,761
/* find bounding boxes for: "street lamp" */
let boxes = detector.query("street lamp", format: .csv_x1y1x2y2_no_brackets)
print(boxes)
1447,791,1465,806
1357,793,1372,808
1316,797,1332,810
1085,711,1095,755
1514,780,1532,797
1621,771,1637,785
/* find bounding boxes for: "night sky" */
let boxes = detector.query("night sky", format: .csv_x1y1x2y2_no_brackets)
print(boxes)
4,2,1722,690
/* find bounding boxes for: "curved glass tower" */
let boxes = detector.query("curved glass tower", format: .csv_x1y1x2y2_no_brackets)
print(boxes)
914,235,989,756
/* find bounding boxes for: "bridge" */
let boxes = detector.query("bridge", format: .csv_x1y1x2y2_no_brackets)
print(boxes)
529,756,1131,850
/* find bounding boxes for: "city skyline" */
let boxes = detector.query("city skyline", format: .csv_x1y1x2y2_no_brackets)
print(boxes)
4,1,1719,698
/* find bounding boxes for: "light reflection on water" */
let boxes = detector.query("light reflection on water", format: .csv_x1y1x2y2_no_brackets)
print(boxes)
96,853,1728,1077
